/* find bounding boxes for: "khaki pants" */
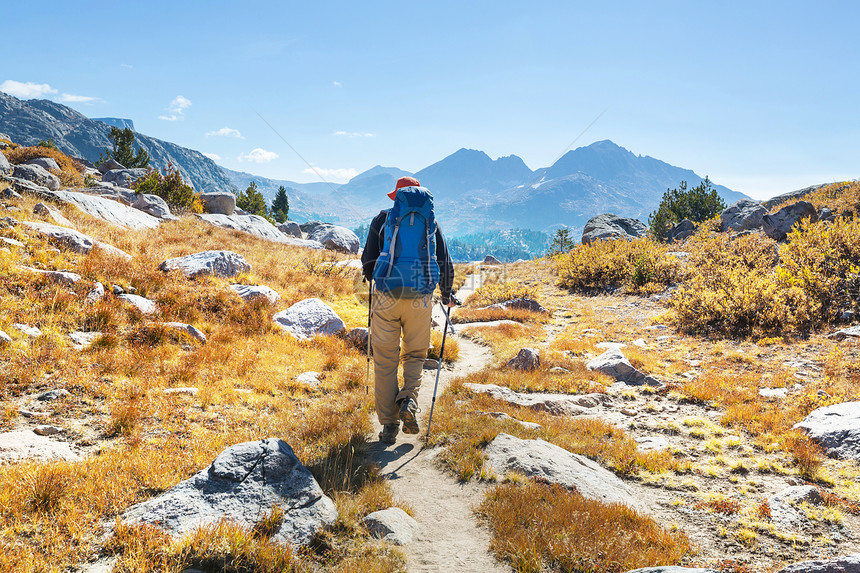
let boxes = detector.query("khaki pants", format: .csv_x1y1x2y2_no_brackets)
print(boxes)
371,290,432,425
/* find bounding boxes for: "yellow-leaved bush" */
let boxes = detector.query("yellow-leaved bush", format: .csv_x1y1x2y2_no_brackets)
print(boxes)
554,237,685,294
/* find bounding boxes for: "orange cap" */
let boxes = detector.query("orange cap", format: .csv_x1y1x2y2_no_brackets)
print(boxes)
388,176,420,200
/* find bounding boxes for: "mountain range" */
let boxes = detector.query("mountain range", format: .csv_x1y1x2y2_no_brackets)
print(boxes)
0,92,749,242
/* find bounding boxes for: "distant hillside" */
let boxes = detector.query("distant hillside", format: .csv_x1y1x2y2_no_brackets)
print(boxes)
92,117,135,130
0,93,232,194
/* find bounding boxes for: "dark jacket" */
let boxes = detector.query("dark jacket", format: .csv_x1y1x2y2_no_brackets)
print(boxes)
361,209,455,299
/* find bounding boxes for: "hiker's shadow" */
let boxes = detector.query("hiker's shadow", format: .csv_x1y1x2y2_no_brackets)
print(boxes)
368,441,422,479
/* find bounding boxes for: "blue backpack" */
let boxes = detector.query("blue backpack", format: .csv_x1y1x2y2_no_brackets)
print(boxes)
372,186,440,295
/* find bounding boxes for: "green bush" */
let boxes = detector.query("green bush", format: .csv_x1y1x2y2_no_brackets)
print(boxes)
271,185,290,222
132,163,201,213
235,181,268,217
101,127,149,168
648,178,726,242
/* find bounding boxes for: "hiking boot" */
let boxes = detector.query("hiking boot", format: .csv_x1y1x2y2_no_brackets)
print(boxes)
379,423,399,444
399,398,420,434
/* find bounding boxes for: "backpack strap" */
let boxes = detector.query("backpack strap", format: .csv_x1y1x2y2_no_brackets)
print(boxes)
385,217,402,278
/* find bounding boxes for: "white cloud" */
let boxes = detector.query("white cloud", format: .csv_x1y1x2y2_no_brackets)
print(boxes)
205,127,244,139
202,152,222,161
333,130,374,138
58,93,98,103
159,95,192,121
238,148,279,163
333,81,342,87
303,167,358,181
0,80,57,99
120,63,133,69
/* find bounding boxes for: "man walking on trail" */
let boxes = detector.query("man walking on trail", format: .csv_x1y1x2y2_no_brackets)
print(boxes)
361,176,458,444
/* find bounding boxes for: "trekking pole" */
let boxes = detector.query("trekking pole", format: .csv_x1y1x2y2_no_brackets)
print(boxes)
365,279,373,395
425,303,451,439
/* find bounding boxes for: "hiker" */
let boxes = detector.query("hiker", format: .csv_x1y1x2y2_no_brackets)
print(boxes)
361,176,459,444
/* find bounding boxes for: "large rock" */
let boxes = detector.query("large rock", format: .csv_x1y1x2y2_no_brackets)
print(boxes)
24,157,60,171
200,192,236,215
101,168,148,188
68,331,103,350
482,254,502,265
666,218,696,243
196,213,324,248
587,349,656,386
122,438,337,547
465,383,612,416
33,201,73,227
20,221,132,259
761,200,818,242
0,150,10,175
581,213,648,244
776,554,860,573
230,284,280,304
278,221,302,238
363,507,419,545
21,266,82,286
720,199,767,232
132,193,174,220
13,163,60,191
828,326,860,341
299,221,325,233
97,158,125,174
485,298,548,314
767,485,823,529
506,348,540,371
308,224,360,254
28,188,161,230
118,294,157,315
794,402,860,460
0,431,81,462
484,433,643,510
159,250,251,278
273,298,346,340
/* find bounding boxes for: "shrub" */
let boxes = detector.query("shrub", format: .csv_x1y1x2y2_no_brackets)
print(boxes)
236,181,269,217
785,180,860,216
555,237,684,294
648,178,726,242
102,126,150,168
4,145,86,187
132,162,202,213
465,281,539,307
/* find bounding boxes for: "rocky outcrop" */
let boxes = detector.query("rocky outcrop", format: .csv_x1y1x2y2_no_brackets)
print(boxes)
776,554,860,573
132,194,174,220
484,433,643,510
763,183,835,210
33,202,73,227
101,168,148,188
278,221,302,238
0,150,11,175
97,158,124,173
666,218,696,243
363,508,419,545
0,431,80,462
200,192,236,215
720,199,767,232
762,200,818,241
485,297,548,314
24,157,60,171
196,213,324,248
0,92,235,194
828,326,860,341
767,485,823,529
229,284,280,304
482,254,502,264
28,189,161,230
506,348,540,371
465,383,612,416
21,266,82,286
159,250,251,279
794,402,860,460
13,163,60,191
121,438,337,547
308,224,360,254
118,294,157,315
581,213,648,244
20,221,131,259
273,298,346,340
587,348,660,386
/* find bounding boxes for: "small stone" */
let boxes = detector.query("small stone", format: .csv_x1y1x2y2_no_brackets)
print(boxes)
160,322,207,343
34,425,61,436
68,331,102,350
13,323,42,337
18,409,50,419
118,294,157,315
363,507,419,545
230,284,280,305
37,389,70,401
163,387,199,395
549,366,569,374
296,372,321,387
423,358,440,370
112,284,124,295
0,330,11,345
86,282,105,304
1,236,24,248
506,348,540,371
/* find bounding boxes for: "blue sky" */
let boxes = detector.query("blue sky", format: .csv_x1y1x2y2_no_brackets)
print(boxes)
2,1,858,198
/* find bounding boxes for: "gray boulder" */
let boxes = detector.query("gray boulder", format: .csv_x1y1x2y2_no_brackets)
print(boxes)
762,200,818,242
308,224,360,254
196,213,324,248
587,348,654,385
768,485,823,529
159,322,207,343
720,199,767,232
363,507,419,545
38,389,70,401
29,189,161,230
118,294,157,315
776,554,860,573
20,221,131,259
794,402,860,460
85,282,105,304
278,221,302,238
763,183,834,210
506,348,540,371
582,213,648,244
273,298,346,340
33,202,73,227
485,298,548,314
20,266,82,286
68,331,103,350
0,431,81,462
229,284,280,304
828,326,860,341
97,158,125,174
0,150,10,175
484,433,643,510
200,192,236,215
666,218,696,243
24,157,60,172
0,330,11,345
132,193,174,219
345,327,369,352
465,383,612,417
300,220,325,233
482,254,502,265
122,438,337,547
159,250,251,279
101,168,148,188
13,163,60,191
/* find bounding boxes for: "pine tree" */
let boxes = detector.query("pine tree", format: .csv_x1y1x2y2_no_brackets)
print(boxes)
547,228,575,255
648,177,726,242
235,181,268,216
104,127,149,168
271,185,290,222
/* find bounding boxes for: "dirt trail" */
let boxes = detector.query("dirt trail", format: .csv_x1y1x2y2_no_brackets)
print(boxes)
366,274,509,572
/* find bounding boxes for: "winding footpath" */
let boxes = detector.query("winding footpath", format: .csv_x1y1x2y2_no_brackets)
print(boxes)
367,274,510,572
